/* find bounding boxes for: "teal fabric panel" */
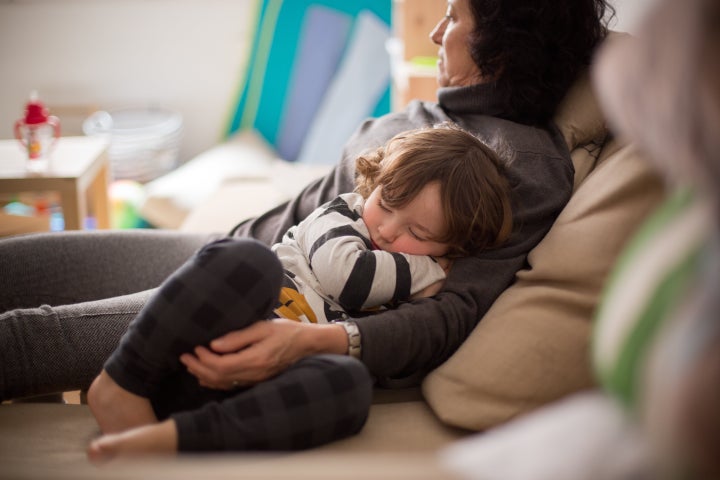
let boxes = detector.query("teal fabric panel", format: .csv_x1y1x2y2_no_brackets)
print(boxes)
275,6,352,162
227,0,281,136
372,86,391,119
226,0,391,151
296,10,391,165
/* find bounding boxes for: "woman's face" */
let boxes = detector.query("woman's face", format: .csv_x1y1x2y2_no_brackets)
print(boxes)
430,0,484,87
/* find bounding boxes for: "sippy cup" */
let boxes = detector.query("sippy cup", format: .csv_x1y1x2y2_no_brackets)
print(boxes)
14,91,61,173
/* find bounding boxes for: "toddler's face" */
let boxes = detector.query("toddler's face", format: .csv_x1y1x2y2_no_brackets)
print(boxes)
362,182,450,257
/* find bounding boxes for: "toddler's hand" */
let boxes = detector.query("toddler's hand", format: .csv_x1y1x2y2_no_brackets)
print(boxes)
434,256,453,274
411,278,445,299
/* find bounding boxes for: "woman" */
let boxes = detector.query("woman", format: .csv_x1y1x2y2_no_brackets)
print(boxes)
0,0,613,455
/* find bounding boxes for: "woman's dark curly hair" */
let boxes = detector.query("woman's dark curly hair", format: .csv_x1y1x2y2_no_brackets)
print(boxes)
467,0,615,124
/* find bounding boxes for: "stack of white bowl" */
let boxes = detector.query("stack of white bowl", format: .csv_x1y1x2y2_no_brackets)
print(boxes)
83,107,183,182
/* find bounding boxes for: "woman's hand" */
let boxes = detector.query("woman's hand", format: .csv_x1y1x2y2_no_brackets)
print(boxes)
179,319,348,390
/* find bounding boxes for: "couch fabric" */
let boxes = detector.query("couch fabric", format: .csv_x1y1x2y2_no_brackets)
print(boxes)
1,389,465,479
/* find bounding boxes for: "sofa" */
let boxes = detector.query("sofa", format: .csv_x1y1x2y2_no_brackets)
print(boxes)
0,56,666,478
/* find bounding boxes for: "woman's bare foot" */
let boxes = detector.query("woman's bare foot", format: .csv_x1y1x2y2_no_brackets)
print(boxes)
87,370,157,433
87,419,178,465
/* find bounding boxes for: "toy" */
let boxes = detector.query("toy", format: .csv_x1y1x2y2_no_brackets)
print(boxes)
14,91,61,173
109,180,150,229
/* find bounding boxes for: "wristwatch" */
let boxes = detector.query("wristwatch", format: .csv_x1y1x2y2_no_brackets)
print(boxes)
336,321,361,359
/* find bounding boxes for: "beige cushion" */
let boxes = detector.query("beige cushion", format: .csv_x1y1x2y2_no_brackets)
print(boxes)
553,32,629,154
554,70,606,153
422,140,666,430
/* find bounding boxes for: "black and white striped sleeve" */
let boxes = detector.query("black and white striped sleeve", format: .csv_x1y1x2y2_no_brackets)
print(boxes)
294,194,446,311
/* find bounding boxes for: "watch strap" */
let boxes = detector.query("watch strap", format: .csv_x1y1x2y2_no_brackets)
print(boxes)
336,321,361,359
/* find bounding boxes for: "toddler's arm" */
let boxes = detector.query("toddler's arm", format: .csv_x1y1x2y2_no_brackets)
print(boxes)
289,196,446,311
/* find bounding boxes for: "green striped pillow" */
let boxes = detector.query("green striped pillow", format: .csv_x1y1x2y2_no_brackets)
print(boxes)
592,188,711,410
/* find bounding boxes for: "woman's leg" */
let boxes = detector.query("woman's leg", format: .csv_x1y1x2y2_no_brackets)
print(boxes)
0,230,213,311
89,238,284,432
0,290,149,401
0,230,214,401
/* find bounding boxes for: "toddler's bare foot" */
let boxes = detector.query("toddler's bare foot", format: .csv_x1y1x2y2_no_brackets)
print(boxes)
87,370,157,433
87,420,178,465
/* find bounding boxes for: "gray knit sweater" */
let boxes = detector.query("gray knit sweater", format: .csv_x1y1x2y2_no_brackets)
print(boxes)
232,82,574,381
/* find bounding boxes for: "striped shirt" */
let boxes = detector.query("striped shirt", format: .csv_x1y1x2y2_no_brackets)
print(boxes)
272,192,446,323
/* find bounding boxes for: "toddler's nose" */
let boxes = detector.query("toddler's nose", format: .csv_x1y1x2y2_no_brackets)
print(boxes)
378,224,398,243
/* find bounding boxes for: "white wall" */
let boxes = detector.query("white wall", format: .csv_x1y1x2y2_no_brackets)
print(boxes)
0,0,659,165
0,0,255,163
610,0,660,33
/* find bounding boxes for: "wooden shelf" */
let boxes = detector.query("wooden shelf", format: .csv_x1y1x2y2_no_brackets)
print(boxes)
0,136,111,231
391,0,446,109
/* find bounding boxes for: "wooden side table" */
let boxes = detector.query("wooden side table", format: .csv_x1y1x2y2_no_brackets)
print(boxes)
0,136,111,230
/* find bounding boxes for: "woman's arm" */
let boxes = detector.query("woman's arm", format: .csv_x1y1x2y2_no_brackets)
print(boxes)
354,253,526,377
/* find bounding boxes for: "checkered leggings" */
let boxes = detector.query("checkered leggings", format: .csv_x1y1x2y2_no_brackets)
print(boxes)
104,238,372,451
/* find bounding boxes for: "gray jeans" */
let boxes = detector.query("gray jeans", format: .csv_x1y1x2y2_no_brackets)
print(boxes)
0,230,212,400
